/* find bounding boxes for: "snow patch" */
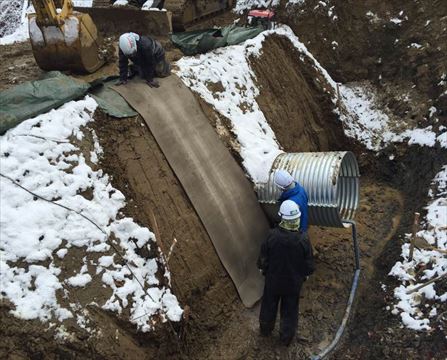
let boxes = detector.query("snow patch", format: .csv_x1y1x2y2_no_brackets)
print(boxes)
67,273,92,287
72,0,94,6
113,0,129,6
0,97,182,332
339,84,393,151
234,0,280,13
234,0,306,13
0,1,34,45
176,25,337,182
389,166,447,331
339,84,445,151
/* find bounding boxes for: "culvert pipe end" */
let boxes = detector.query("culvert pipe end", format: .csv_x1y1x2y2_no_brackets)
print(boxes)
257,152,360,228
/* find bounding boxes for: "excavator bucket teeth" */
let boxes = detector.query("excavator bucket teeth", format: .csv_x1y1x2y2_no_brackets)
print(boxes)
29,12,104,74
75,7,173,37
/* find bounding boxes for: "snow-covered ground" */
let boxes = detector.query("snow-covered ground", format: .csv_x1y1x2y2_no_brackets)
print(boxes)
234,0,306,13
176,25,337,183
0,0,25,37
389,166,447,331
0,97,182,335
340,84,447,152
0,0,33,45
0,0,93,46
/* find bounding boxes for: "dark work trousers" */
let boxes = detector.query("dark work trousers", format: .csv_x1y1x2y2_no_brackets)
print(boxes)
128,58,171,80
259,284,302,345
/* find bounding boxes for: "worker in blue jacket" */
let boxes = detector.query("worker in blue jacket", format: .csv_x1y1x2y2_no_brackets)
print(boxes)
274,169,309,233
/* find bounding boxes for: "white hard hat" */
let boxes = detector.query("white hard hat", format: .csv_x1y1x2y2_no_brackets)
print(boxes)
119,32,140,56
274,169,294,189
278,200,301,220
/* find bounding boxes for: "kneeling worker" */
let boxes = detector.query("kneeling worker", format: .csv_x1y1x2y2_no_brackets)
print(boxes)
117,32,171,88
257,200,315,346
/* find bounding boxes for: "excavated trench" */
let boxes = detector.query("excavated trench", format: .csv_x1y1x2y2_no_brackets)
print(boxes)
88,35,427,359
93,115,379,360
1,26,445,360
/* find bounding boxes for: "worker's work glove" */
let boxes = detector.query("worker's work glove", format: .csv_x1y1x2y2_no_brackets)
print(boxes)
147,79,160,88
116,80,128,86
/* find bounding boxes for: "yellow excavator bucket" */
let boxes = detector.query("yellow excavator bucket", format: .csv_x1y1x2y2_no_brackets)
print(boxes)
29,11,104,73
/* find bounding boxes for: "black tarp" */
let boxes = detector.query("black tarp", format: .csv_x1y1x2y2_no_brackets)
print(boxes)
171,25,264,56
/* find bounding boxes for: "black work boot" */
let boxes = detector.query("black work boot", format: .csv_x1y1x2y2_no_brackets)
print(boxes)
259,321,274,336
279,336,293,347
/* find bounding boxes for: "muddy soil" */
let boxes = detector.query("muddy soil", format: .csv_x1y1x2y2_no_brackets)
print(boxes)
0,42,42,92
91,106,405,359
278,0,447,128
0,38,181,92
1,3,446,359
334,144,447,360
88,32,413,358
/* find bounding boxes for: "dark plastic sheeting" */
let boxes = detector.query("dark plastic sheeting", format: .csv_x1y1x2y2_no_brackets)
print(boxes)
171,25,264,56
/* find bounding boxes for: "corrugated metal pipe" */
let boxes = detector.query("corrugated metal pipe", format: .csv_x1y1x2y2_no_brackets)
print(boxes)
256,151,360,228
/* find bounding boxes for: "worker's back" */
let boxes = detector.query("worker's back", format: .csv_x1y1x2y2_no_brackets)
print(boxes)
137,36,165,63
260,227,314,295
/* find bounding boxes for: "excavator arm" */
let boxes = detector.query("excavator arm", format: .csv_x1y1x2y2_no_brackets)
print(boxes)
29,0,104,73
31,0,73,27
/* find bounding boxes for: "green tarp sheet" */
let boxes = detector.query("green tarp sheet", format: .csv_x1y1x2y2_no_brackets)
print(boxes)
90,77,138,119
171,25,264,56
0,72,137,135
0,72,90,135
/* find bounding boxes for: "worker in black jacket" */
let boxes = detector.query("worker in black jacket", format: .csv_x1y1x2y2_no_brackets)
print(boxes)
257,200,315,346
117,32,171,88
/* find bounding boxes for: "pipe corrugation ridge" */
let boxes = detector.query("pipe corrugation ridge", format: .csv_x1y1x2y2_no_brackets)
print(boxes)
257,152,360,228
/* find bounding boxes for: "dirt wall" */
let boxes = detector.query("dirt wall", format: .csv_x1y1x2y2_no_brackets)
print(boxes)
250,35,348,153
278,0,447,126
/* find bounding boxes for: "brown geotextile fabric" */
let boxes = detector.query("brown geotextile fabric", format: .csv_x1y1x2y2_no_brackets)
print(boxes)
113,76,270,307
